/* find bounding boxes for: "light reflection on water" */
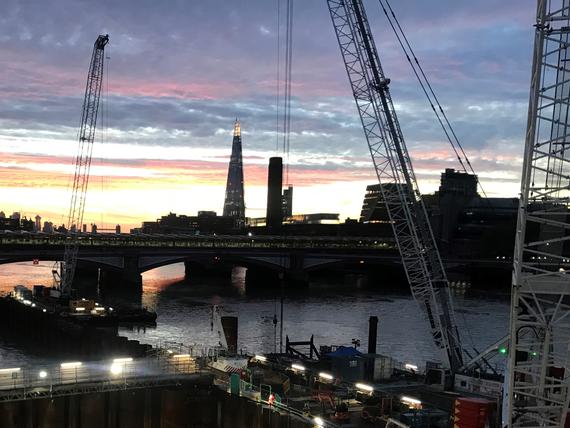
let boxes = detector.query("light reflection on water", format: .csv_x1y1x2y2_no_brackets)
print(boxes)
0,261,510,369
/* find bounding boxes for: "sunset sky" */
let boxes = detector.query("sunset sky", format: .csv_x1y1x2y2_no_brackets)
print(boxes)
0,0,534,230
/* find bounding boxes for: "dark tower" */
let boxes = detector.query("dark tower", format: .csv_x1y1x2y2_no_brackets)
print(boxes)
282,186,293,218
266,157,283,231
223,120,245,227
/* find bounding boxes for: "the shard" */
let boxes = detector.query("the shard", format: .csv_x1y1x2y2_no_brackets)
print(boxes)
222,120,245,227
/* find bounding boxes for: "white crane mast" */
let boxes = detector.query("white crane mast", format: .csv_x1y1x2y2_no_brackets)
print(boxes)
326,0,463,371
55,35,109,296
507,1,570,425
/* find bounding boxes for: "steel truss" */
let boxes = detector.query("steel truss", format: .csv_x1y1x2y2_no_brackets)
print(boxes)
59,35,109,295
508,1,570,426
326,0,462,371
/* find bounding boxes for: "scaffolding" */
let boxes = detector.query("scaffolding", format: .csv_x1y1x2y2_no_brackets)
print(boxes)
507,1,570,425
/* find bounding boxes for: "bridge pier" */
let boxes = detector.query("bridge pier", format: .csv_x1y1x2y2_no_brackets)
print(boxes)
285,253,309,288
123,255,143,288
99,256,142,290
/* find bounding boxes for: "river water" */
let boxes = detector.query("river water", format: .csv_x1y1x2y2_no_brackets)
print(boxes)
0,261,511,369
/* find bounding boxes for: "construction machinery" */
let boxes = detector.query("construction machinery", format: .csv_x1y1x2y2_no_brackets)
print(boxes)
53,34,109,296
506,1,570,425
326,0,463,373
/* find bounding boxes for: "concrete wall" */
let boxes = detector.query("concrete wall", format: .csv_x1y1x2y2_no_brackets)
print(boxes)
219,394,310,428
0,383,311,428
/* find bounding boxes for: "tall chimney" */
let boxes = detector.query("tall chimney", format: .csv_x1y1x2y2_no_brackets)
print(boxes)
266,157,283,231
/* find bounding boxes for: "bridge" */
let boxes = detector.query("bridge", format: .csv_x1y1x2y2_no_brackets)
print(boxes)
0,232,514,288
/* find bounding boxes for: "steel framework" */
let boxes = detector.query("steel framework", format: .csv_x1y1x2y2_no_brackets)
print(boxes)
326,0,463,371
507,1,570,426
57,35,109,295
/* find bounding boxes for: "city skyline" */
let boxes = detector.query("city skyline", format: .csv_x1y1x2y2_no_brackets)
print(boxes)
0,0,534,230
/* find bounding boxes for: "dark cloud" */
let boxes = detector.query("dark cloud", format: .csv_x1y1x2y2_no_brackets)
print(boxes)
0,0,537,195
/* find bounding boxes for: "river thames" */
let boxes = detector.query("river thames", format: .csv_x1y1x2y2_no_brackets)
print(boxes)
0,261,510,370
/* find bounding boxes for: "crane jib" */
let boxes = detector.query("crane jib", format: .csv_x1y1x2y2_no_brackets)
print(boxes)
57,34,109,297
327,0,463,371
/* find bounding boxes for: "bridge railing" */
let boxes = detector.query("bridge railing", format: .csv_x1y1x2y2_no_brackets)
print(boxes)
0,232,396,251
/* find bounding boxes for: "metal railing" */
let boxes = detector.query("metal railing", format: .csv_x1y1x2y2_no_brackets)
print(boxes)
214,376,339,428
0,232,395,251
0,353,201,402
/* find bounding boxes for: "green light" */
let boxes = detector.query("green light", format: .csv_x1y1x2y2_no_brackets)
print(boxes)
499,347,507,355
531,351,538,357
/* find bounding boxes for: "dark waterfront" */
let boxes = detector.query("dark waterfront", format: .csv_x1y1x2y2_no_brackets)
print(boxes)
0,261,510,369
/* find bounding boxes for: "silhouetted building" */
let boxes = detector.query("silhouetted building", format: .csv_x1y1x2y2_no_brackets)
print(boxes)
436,169,480,245
283,213,339,225
439,168,478,197
42,221,54,233
138,212,235,235
222,120,246,228
0,212,33,231
359,183,409,223
356,170,520,259
34,215,41,232
282,186,293,217
266,157,283,232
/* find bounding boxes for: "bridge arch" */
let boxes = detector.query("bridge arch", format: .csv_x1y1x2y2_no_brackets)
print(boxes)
138,253,288,274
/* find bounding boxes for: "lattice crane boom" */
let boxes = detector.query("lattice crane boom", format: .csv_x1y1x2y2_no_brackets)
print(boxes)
506,1,570,425
57,34,109,296
326,0,463,371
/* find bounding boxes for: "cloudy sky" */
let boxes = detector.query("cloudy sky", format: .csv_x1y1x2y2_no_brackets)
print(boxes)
0,0,535,230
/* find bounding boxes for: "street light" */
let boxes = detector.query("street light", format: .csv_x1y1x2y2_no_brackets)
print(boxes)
313,416,324,427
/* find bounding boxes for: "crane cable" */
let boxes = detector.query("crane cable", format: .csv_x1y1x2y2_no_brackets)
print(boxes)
378,0,490,200
275,0,281,153
100,46,110,231
282,0,294,186
378,0,479,352
274,0,295,353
